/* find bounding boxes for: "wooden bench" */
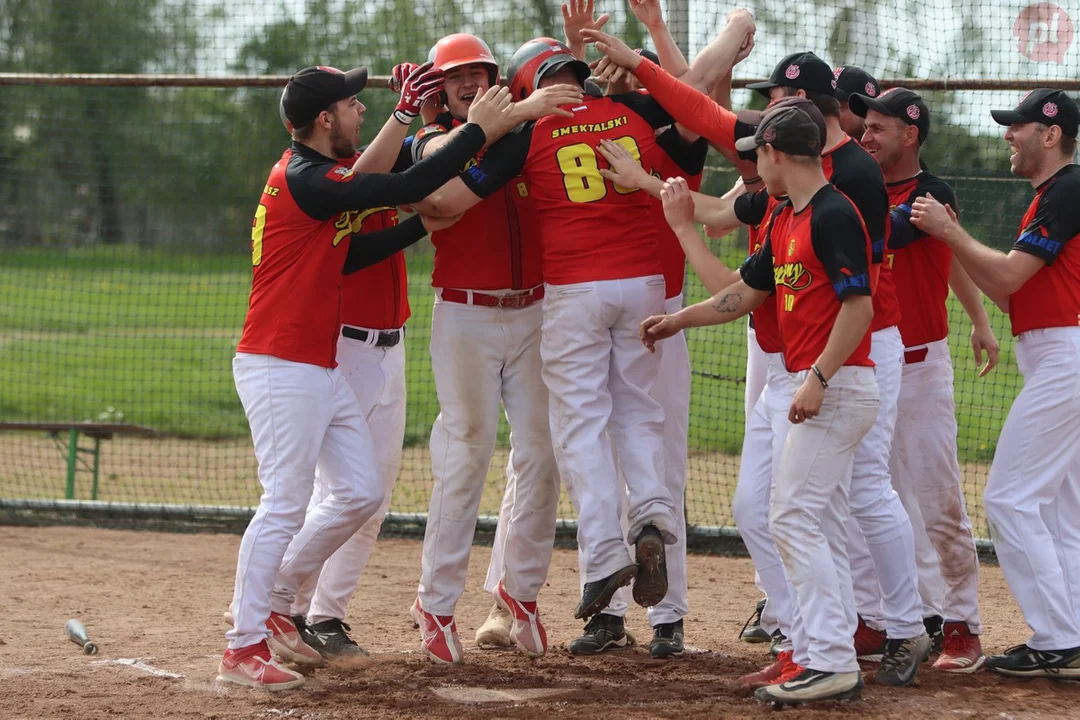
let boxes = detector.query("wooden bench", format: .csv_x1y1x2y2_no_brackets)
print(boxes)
0,422,157,500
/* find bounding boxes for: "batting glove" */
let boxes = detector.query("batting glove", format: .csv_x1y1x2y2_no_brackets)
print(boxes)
393,62,445,125
389,62,419,94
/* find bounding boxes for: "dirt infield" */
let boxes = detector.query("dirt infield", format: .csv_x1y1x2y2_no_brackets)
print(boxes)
2,526,1076,719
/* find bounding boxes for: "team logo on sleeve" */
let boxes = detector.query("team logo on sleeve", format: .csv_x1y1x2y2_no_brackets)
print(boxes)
325,165,355,182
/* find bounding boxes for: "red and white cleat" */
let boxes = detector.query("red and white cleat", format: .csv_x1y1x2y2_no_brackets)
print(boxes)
217,640,306,692
266,611,324,668
411,597,464,664
494,580,547,658
933,622,985,673
740,651,802,689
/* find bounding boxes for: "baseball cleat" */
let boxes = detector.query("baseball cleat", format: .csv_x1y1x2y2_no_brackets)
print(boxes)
740,598,772,643
854,616,888,661
984,644,1080,678
411,597,464,664
266,612,325,668
568,613,628,655
933,622,984,673
924,614,944,654
755,668,864,705
632,525,668,608
649,619,685,659
874,632,932,687
769,629,786,657
218,640,306,692
494,580,547,658
740,651,802,689
475,602,513,648
306,618,368,659
574,565,637,620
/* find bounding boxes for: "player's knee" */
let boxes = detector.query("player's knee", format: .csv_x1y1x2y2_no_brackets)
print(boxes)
732,488,767,536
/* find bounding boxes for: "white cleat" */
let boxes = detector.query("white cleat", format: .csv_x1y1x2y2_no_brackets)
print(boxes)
475,602,513,648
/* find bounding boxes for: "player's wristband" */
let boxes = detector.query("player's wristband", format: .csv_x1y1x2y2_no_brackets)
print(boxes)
393,109,418,125
742,175,762,185
810,365,828,389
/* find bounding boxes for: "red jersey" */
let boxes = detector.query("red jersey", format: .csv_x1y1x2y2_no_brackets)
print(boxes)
412,113,543,290
820,136,901,333
1009,164,1080,336
461,91,678,285
646,127,708,298
738,193,784,354
340,205,411,329
885,173,957,347
741,186,875,372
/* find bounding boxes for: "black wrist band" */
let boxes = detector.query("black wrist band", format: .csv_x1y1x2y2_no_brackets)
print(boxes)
811,365,828,389
742,176,762,184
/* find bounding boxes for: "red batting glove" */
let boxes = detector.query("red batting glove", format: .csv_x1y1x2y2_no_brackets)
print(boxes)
389,62,419,94
393,62,445,124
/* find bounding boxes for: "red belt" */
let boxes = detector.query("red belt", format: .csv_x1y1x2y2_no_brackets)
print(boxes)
440,286,544,309
904,348,929,365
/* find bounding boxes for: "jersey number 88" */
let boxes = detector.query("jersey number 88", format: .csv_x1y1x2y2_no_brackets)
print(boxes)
556,136,641,203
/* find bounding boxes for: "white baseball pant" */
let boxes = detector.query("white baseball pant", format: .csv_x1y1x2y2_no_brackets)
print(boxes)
417,294,560,616
744,325,779,635
773,366,880,673
571,293,691,625
731,351,795,647
841,327,924,642
291,329,407,624
541,276,679,583
228,353,384,650
984,327,1080,650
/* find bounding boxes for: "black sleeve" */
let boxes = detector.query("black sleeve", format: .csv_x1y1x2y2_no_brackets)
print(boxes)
410,115,455,164
739,236,776,292
830,156,888,264
654,127,708,176
1013,169,1080,265
811,198,873,301
342,215,427,275
888,177,958,250
288,124,487,221
459,123,533,199
610,91,675,130
734,189,771,227
391,138,414,173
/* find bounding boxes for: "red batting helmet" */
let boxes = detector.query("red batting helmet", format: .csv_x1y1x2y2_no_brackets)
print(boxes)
507,38,590,100
427,33,500,86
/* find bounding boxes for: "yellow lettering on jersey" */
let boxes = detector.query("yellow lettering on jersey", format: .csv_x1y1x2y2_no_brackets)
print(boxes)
332,206,395,247
262,184,280,197
463,157,478,171
784,294,795,312
550,115,629,139
774,262,812,291
886,253,895,269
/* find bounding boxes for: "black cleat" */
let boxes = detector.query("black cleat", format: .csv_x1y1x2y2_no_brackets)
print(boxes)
650,619,685,659
632,525,668,608
305,618,369,659
984,644,1080,679
924,615,944,654
875,633,931,687
770,629,786,658
741,598,772,643
568,613,629,655
574,565,637,619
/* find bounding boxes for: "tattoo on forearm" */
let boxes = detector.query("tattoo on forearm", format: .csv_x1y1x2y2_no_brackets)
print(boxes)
712,292,742,314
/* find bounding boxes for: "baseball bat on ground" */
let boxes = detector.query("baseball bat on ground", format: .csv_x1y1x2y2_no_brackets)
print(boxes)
65,619,98,655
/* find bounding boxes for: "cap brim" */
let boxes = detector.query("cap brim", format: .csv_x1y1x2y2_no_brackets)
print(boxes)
343,67,368,96
847,93,893,119
541,56,591,87
833,87,853,102
745,80,777,98
990,109,1027,127
734,136,761,154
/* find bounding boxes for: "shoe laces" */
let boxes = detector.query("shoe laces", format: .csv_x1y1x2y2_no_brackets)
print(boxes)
775,657,805,684
583,613,619,635
314,618,354,636
880,637,916,671
654,621,682,640
739,600,766,639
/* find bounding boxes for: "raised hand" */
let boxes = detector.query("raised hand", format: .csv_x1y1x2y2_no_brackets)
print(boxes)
515,83,584,120
466,85,517,140
562,0,611,58
393,62,445,125
660,177,696,232
580,29,643,71
596,138,649,189
389,62,420,94
629,0,664,29
910,193,959,243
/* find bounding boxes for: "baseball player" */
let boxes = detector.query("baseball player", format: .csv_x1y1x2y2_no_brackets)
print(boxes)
644,100,880,705
846,87,998,672
218,65,515,691
588,38,929,685
403,33,584,665
417,36,685,635
832,66,881,141
911,88,1080,678
286,63,446,658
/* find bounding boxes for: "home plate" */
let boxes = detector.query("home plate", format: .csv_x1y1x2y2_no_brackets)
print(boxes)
432,686,570,703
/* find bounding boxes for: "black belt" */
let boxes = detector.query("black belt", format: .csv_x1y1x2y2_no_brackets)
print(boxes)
341,326,403,347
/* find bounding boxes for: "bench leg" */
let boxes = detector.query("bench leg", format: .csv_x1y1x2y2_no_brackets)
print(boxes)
91,438,101,501
65,429,78,500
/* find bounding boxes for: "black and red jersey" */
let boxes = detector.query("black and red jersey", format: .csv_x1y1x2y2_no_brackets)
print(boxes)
462,90,677,285
412,113,543,290
736,191,784,354
886,172,957,347
1009,163,1080,336
741,185,875,372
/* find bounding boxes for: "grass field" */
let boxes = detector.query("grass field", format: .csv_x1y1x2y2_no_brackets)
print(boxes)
0,244,1020,463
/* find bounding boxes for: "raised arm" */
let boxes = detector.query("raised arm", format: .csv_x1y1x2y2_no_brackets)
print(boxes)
659,178,741,295
353,62,444,173
562,0,610,60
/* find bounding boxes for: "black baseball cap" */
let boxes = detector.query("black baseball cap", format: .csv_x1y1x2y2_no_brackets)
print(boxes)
746,52,834,97
832,66,881,103
991,88,1079,139
636,49,660,65
735,97,827,157
850,87,931,143
281,65,369,131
